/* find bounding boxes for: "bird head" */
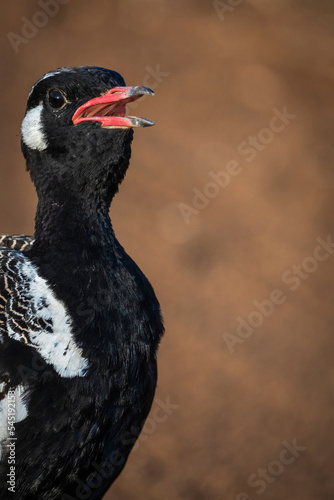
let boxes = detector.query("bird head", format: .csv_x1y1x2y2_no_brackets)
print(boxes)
21,66,155,207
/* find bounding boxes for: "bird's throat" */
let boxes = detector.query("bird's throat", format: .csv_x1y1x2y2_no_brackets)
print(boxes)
32,198,117,258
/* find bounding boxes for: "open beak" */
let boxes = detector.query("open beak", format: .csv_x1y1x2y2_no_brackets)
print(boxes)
72,86,155,129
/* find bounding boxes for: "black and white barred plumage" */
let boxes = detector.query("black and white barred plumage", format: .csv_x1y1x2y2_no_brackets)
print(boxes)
0,235,34,252
0,234,88,465
0,240,88,377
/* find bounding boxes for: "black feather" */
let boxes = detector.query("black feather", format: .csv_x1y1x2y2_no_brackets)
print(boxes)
0,67,163,500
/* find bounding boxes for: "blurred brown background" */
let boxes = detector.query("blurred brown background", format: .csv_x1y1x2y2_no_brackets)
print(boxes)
1,1,334,499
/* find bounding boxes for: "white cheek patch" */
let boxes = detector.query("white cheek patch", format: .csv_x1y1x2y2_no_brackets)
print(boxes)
21,104,48,151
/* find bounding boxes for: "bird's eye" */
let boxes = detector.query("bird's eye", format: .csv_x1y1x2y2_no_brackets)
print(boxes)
48,89,66,109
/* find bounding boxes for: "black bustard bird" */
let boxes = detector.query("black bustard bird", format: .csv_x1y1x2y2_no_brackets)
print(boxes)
0,67,164,499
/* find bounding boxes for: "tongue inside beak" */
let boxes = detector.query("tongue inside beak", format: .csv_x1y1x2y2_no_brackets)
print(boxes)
72,86,155,128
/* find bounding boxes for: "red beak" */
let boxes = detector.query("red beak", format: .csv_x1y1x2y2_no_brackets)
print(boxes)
72,86,155,128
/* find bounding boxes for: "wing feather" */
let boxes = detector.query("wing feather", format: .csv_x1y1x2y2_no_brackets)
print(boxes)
0,247,89,450
0,235,34,253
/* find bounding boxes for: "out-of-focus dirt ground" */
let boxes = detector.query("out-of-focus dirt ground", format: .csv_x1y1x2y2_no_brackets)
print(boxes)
1,1,334,499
